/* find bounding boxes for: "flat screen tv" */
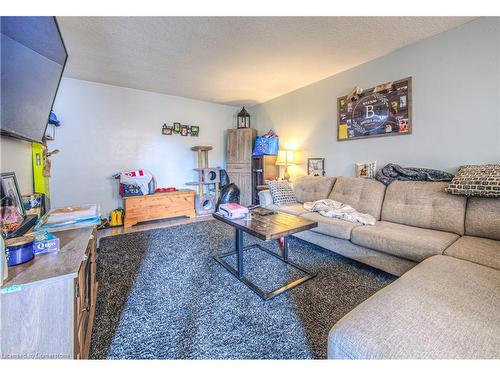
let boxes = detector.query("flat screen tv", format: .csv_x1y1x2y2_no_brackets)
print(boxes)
1,16,67,142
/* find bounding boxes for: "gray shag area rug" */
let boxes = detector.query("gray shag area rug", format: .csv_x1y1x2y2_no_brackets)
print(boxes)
90,219,395,359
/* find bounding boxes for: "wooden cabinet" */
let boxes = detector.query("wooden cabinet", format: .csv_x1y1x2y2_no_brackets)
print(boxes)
226,129,256,206
0,226,97,359
123,190,195,228
74,231,97,359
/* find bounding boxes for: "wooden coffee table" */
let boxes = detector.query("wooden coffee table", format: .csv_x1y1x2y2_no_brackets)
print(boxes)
212,210,318,300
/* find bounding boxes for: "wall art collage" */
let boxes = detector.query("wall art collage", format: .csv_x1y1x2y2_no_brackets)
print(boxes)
162,122,199,137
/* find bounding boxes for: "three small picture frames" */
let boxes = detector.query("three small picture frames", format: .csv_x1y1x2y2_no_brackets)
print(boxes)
162,122,200,137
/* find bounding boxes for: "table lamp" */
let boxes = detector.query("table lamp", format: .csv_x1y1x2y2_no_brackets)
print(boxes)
276,150,296,181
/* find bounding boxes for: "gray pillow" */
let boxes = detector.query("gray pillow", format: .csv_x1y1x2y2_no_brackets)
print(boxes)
268,180,297,206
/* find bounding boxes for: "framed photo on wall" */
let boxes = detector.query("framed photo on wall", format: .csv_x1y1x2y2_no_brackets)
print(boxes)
337,77,412,141
307,158,325,176
190,126,199,136
1,172,26,218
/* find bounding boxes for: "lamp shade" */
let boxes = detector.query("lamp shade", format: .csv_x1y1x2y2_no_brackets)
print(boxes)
275,150,296,166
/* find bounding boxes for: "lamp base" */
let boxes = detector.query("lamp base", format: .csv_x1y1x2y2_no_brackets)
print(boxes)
283,167,290,181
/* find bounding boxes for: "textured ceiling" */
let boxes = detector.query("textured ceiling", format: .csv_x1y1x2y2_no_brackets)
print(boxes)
58,17,474,106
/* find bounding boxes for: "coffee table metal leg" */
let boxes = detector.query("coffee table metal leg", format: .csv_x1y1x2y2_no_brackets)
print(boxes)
280,236,289,262
236,228,243,278
214,233,316,301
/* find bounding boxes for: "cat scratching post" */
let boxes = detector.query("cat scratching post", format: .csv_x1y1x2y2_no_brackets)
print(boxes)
187,146,220,215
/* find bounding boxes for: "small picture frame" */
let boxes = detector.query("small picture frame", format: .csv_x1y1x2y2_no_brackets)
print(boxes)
1,172,26,218
180,125,189,136
307,158,325,176
190,126,199,137
162,124,173,135
173,122,181,133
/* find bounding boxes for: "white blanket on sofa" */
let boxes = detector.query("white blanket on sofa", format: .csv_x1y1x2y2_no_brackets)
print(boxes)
303,199,376,225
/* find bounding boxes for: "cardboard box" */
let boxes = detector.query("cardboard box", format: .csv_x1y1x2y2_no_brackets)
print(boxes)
33,232,60,255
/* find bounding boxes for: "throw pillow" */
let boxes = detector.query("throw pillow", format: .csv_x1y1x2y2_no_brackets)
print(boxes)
267,180,297,206
446,164,500,197
355,161,377,179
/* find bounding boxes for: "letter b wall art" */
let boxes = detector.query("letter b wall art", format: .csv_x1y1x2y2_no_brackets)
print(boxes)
337,77,412,141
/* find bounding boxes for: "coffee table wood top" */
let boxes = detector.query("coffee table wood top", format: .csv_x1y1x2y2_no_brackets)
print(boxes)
213,210,317,241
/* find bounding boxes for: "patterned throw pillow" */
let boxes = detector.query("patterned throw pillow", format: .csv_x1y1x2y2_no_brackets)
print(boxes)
446,164,500,197
355,161,377,179
268,180,297,206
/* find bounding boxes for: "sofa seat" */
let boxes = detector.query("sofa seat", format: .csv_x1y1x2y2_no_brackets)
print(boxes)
444,236,500,270
351,221,459,263
301,212,361,240
268,203,309,216
328,255,500,359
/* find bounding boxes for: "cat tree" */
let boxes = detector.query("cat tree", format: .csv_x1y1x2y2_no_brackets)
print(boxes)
186,146,220,215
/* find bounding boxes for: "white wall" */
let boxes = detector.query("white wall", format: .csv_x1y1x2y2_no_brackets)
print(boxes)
251,18,500,179
51,78,238,216
0,136,33,195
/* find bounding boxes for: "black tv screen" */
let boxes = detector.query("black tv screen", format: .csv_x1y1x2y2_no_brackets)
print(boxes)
1,16,67,142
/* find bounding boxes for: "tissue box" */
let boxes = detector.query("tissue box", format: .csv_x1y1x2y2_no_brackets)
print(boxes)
33,232,60,255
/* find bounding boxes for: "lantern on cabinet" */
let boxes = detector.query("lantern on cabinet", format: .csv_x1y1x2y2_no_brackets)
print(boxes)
237,106,250,129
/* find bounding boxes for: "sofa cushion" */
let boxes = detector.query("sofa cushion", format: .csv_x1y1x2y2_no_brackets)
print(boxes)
328,177,386,220
301,212,361,240
444,236,500,270
293,175,336,203
328,255,500,359
351,221,459,262
465,197,500,241
268,203,309,216
381,181,467,235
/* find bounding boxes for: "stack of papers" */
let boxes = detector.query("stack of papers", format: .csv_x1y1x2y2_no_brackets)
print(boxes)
33,204,101,231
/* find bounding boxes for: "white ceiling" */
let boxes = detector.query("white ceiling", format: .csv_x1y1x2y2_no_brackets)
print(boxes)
58,17,473,106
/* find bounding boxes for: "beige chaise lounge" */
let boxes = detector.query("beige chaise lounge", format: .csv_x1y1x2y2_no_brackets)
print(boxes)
259,175,500,359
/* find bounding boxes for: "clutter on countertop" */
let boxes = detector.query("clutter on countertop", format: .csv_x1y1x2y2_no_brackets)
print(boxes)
33,204,101,232
5,235,35,266
375,163,454,186
1,196,24,234
22,193,43,211
22,193,44,218
32,231,60,255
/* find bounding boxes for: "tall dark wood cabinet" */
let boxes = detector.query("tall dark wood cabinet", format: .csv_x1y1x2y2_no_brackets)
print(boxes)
251,155,279,205
226,128,257,206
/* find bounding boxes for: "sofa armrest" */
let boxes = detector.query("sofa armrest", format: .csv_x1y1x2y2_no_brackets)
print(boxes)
258,189,273,208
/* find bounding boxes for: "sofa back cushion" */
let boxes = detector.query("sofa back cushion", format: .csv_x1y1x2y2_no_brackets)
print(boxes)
328,176,386,219
465,197,500,240
293,175,336,203
382,181,467,235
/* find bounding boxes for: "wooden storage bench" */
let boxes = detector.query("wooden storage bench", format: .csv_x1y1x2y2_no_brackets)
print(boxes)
123,189,196,228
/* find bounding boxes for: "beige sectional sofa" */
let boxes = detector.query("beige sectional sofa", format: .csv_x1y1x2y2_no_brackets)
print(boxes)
259,175,500,359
